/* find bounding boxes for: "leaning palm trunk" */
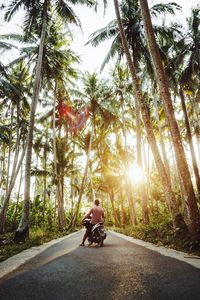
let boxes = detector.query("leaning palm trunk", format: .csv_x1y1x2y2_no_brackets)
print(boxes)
52,95,58,226
179,88,200,195
0,146,6,200
5,106,14,197
119,190,126,226
14,1,48,241
0,142,27,233
0,106,22,232
12,163,23,229
109,191,120,227
135,96,149,224
43,127,48,223
139,0,199,237
190,94,200,160
113,0,185,229
71,127,94,229
153,96,171,182
57,166,65,230
120,92,137,225
168,135,186,201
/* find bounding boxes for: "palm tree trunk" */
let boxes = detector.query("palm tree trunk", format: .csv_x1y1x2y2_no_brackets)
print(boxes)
5,105,14,197
71,127,94,229
57,166,65,230
153,97,171,181
127,184,137,225
0,146,6,200
139,0,200,237
179,88,200,195
190,95,200,160
113,0,185,230
135,97,149,224
15,0,48,241
52,95,58,226
120,92,137,225
0,142,27,233
120,190,126,226
89,166,95,203
109,191,120,227
12,163,23,229
43,129,48,223
0,104,22,232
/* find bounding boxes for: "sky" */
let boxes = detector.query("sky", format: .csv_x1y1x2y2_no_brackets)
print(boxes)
0,0,199,76
71,0,200,75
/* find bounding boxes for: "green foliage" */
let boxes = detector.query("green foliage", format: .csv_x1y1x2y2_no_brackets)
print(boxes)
113,216,200,255
0,228,73,263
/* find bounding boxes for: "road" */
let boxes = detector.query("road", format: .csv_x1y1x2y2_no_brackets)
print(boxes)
0,231,200,300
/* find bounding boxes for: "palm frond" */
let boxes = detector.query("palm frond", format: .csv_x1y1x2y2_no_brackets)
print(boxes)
86,20,118,46
100,35,121,71
55,0,81,27
4,0,25,22
151,2,182,18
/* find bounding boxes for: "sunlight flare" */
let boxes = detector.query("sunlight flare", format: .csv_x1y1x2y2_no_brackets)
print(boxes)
127,164,145,184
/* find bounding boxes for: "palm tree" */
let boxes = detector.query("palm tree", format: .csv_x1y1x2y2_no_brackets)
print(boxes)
110,66,138,224
32,26,80,230
71,72,115,227
71,128,94,228
146,13,200,197
173,7,200,195
4,0,94,240
139,0,200,237
113,0,186,230
0,62,30,233
88,0,182,225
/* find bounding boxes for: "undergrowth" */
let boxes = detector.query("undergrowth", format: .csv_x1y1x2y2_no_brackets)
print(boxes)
113,220,200,256
0,228,74,263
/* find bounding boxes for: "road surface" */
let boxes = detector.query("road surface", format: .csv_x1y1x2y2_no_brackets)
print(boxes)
0,231,200,300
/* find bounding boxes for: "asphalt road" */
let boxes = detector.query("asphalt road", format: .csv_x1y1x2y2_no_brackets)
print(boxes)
0,231,200,300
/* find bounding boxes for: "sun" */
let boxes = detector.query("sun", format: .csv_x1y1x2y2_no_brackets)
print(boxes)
127,164,145,184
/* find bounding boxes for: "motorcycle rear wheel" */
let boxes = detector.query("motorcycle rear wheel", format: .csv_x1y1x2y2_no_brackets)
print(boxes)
99,235,104,247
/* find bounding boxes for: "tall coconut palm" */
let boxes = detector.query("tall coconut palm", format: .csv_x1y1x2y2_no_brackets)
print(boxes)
0,62,30,233
34,26,80,230
113,0,186,230
70,72,117,228
145,14,200,197
88,0,181,224
171,7,200,195
179,87,200,196
4,0,94,240
139,0,200,237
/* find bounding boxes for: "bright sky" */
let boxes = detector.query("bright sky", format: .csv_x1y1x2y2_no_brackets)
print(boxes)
0,0,199,75
72,0,200,75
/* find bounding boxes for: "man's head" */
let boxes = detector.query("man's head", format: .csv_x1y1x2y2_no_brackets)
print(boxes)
94,199,100,206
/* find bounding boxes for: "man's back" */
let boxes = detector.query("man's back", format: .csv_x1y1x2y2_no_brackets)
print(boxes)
90,205,104,224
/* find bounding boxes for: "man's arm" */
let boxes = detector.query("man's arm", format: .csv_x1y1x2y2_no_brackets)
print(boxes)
82,208,93,221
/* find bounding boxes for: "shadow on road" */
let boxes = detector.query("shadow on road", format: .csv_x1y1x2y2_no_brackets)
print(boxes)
1,231,200,300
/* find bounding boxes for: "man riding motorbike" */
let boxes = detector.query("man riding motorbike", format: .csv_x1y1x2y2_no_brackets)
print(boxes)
80,199,105,246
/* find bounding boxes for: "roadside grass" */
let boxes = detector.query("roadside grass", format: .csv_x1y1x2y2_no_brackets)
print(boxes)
112,221,200,256
1,221,200,263
0,228,75,263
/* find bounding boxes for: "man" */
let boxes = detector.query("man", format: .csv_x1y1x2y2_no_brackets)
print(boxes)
80,199,105,246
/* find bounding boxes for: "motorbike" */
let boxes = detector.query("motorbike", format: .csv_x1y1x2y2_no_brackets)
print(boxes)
82,219,107,247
